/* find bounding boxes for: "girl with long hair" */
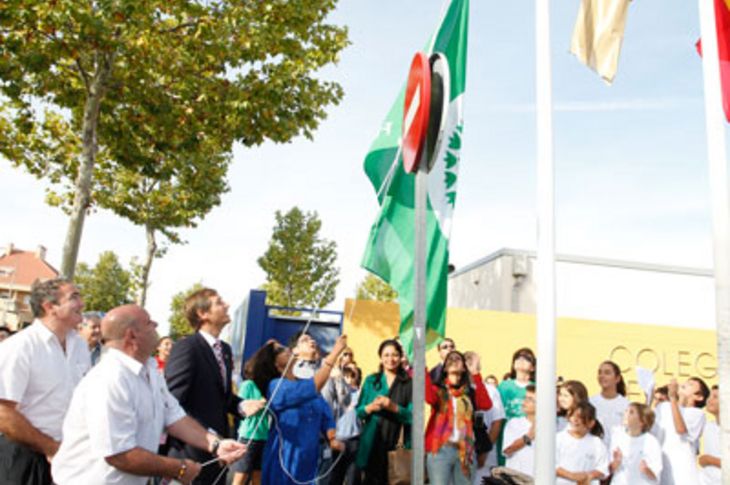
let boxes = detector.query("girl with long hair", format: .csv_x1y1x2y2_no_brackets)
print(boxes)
256,335,349,485
424,350,492,484
355,339,413,485
555,402,609,485
557,380,589,432
231,344,272,485
496,348,535,465
589,361,629,447
609,403,662,485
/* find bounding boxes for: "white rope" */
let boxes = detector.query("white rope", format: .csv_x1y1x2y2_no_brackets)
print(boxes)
205,282,347,485
268,408,346,485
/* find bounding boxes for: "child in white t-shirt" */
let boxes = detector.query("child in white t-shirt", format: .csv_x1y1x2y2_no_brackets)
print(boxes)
557,380,589,433
653,377,709,485
699,385,721,485
555,401,609,485
609,402,662,485
590,360,630,448
502,384,535,477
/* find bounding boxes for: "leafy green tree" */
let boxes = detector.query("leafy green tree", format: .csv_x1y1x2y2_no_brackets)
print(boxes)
0,0,349,278
75,251,134,312
95,149,231,308
258,207,339,309
168,282,204,341
356,273,398,302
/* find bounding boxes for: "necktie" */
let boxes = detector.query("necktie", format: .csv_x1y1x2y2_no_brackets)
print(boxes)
212,341,227,391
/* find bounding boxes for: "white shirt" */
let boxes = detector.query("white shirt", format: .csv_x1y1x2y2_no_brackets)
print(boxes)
700,421,721,485
555,429,609,485
198,329,219,348
590,393,629,447
52,349,186,485
609,428,662,485
503,416,534,477
653,401,705,485
0,321,90,440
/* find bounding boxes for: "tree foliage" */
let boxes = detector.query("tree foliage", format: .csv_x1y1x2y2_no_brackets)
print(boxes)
0,0,349,276
168,282,204,341
356,273,398,302
75,251,136,312
95,148,231,307
258,207,339,309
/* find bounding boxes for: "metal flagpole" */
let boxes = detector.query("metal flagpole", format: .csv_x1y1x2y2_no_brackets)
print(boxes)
412,159,428,485
534,0,557,483
697,1,730,483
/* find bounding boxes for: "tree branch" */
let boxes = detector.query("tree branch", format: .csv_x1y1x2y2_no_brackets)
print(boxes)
75,59,91,93
161,19,201,34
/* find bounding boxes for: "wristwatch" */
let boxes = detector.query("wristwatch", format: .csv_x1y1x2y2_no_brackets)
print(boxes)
522,434,532,446
210,438,221,455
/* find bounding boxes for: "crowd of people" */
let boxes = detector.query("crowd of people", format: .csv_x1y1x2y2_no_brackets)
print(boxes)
0,277,722,485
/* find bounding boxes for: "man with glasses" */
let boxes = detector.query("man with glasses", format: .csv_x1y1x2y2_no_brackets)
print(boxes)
78,311,103,366
429,337,456,383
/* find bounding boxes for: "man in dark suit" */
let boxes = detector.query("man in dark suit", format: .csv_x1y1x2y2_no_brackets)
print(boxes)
165,288,263,484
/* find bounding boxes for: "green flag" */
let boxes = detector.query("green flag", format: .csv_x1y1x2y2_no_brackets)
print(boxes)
361,0,469,355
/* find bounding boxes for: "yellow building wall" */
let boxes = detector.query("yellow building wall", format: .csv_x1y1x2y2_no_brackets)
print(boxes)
343,299,718,400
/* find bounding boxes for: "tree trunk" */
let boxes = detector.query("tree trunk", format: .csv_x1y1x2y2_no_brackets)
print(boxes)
60,53,113,278
138,224,157,308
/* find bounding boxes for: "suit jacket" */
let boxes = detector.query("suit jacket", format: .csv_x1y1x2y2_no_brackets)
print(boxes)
165,332,241,483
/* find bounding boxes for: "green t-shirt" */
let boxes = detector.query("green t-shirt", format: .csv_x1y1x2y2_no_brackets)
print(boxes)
236,380,270,441
498,378,531,420
496,378,533,465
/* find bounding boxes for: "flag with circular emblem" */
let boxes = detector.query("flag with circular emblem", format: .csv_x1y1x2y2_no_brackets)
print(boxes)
361,0,468,355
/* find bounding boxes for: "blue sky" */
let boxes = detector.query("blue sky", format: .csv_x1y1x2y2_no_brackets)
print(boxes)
1,0,721,332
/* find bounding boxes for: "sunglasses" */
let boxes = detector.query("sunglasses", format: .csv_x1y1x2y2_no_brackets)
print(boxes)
342,352,353,357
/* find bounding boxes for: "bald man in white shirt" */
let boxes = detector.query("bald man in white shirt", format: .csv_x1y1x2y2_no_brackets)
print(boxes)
0,278,90,484
52,305,247,485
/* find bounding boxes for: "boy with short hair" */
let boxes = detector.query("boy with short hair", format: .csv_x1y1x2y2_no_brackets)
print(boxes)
502,384,536,478
653,377,709,485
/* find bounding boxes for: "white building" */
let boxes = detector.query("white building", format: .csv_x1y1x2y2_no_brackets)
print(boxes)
448,248,715,330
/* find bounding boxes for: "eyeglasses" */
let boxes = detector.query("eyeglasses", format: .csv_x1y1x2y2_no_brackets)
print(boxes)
440,344,455,350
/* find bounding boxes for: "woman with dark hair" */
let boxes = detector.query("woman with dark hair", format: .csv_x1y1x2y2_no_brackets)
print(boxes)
258,335,349,485
231,346,271,485
355,339,413,485
155,336,173,371
496,348,536,465
424,350,492,484
590,361,629,447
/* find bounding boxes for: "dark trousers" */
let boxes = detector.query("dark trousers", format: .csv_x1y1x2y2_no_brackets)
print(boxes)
0,435,52,485
328,437,360,485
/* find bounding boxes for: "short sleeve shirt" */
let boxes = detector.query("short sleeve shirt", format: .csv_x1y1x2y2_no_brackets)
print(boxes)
555,430,609,485
52,349,186,485
0,321,90,440
503,416,534,477
700,421,720,485
609,428,663,485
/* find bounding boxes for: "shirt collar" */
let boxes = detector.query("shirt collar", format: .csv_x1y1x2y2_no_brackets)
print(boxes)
198,330,219,348
107,348,146,376
33,319,78,345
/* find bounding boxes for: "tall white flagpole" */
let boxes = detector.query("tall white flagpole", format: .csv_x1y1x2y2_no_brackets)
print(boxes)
534,0,558,483
412,159,427,485
697,1,730,483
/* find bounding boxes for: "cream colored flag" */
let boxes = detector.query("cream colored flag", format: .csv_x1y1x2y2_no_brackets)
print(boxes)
570,0,631,84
